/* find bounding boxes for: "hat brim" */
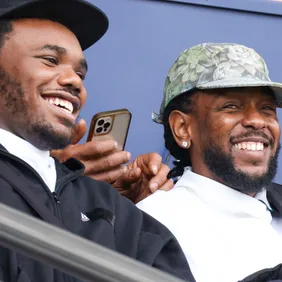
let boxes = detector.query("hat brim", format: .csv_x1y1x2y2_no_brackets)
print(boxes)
197,77,282,108
0,0,108,51
153,77,282,124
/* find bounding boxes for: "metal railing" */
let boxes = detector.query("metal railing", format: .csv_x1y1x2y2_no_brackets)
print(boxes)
0,203,187,282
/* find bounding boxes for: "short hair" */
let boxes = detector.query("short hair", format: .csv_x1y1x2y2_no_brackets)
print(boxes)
163,90,197,178
0,20,13,50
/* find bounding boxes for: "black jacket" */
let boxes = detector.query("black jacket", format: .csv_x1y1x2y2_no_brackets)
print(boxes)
240,264,282,282
169,167,282,282
266,182,282,216
239,183,282,282
0,145,195,282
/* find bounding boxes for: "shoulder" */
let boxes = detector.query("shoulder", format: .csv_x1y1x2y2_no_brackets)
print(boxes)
137,185,195,214
136,186,195,229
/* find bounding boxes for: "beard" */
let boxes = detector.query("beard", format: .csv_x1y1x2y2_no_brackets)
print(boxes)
202,137,280,194
0,67,73,150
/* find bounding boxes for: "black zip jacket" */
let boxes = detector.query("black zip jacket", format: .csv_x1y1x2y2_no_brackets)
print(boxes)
239,263,282,282
0,145,195,282
238,183,282,282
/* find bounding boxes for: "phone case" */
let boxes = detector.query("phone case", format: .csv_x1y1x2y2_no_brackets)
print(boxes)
87,109,132,150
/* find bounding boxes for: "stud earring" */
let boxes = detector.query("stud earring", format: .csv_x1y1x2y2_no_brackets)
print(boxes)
182,141,188,148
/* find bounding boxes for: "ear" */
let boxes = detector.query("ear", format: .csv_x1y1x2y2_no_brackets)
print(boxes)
169,110,193,149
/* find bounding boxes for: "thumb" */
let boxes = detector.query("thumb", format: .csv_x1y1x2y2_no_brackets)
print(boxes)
71,119,87,144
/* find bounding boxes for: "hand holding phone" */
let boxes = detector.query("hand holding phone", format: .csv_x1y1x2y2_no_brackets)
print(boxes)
87,109,132,150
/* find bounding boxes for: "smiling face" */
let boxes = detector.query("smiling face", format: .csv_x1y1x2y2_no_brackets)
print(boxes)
170,87,281,193
0,19,87,150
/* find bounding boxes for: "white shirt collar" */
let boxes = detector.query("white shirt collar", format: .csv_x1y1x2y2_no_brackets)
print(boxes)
255,189,273,211
0,129,56,192
176,168,272,222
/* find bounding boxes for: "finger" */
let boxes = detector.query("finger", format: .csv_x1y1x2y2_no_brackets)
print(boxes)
158,179,174,192
72,119,87,144
119,167,142,185
147,153,162,175
135,153,162,176
148,164,170,192
83,151,131,175
66,139,119,160
90,166,127,183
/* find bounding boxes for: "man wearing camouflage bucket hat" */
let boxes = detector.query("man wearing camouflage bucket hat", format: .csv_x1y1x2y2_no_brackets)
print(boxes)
137,43,282,282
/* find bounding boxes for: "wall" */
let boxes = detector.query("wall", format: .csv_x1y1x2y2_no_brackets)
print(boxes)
81,0,282,183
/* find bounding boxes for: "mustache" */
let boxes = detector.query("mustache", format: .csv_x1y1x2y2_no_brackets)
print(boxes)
230,130,274,147
42,87,80,97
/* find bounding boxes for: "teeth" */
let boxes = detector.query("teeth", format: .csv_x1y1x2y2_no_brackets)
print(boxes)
44,97,73,114
233,142,264,151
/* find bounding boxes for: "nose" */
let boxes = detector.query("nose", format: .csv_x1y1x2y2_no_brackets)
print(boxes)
241,107,267,130
57,67,82,95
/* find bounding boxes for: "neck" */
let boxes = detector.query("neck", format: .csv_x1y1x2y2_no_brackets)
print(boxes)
191,165,258,198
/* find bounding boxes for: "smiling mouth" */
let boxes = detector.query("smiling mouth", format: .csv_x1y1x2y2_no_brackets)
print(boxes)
43,97,73,114
233,142,265,151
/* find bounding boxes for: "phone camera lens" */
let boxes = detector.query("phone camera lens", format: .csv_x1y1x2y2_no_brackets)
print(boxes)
96,127,103,133
104,122,110,128
98,119,104,126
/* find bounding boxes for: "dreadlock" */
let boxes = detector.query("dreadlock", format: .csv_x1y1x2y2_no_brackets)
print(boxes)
163,90,198,179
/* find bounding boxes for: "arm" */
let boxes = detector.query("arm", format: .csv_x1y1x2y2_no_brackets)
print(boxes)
51,120,173,203
111,188,195,282
142,212,196,282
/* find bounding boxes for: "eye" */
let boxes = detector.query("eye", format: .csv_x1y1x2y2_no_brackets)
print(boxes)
43,57,58,65
261,105,276,115
222,104,239,109
76,72,85,80
261,105,276,112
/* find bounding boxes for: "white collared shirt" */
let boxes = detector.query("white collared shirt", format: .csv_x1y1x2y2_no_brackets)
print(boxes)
0,129,57,192
137,169,282,282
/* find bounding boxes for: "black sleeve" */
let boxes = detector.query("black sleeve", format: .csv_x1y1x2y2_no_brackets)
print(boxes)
152,234,195,281
113,190,195,282
142,212,196,282
0,180,22,282
238,263,282,282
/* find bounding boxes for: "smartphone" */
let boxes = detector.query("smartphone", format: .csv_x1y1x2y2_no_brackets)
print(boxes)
87,109,132,150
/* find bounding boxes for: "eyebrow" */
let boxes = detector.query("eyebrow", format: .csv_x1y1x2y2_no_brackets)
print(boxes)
38,44,67,55
37,44,88,71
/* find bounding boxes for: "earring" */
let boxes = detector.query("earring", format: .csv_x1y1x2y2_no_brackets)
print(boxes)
182,141,188,148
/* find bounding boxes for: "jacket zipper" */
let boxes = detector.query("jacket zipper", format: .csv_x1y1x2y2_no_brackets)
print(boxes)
0,149,83,282
52,192,61,204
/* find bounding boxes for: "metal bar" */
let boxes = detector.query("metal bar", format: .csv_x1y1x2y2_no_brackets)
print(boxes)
0,203,186,282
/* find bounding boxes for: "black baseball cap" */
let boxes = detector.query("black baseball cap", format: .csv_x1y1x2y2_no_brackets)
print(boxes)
0,0,109,50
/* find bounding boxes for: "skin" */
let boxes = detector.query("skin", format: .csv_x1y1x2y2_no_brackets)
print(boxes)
0,19,172,202
0,19,87,149
169,87,280,192
51,120,173,202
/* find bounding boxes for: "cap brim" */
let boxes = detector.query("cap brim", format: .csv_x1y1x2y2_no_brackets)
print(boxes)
0,0,108,50
152,77,282,125
197,77,282,108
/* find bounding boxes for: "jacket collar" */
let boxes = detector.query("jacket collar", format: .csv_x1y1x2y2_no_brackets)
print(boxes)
0,143,85,176
267,182,282,216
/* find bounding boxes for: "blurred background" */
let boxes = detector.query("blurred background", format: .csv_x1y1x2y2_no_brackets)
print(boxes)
81,0,282,183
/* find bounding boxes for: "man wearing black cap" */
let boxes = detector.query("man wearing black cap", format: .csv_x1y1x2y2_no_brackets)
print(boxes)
0,1,194,281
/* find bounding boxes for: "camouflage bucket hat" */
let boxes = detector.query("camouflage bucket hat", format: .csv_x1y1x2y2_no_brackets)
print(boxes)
152,43,282,124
